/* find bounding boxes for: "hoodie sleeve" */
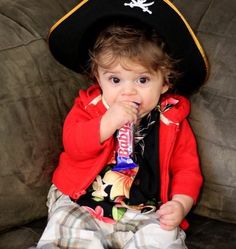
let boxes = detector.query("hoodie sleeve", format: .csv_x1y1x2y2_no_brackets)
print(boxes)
62,87,114,161
169,119,203,203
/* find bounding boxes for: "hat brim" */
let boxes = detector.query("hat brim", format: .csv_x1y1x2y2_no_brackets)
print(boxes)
48,0,209,95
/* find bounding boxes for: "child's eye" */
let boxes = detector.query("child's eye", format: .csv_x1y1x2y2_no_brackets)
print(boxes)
137,77,150,85
110,77,120,84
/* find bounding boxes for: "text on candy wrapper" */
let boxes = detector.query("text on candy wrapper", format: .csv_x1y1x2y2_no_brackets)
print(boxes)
117,124,133,157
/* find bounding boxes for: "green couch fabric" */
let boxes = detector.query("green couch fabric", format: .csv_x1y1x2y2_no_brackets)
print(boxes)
0,0,87,231
0,0,235,232
173,0,236,223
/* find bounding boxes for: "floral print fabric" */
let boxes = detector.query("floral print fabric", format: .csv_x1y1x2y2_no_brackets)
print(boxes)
76,108,160,222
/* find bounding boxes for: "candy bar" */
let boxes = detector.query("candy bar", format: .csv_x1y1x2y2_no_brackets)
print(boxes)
112,123,137,171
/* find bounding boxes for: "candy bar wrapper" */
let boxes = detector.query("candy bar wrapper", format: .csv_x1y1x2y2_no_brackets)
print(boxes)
112,123,137,171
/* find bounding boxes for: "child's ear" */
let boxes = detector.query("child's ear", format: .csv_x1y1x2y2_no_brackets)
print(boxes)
161,84,169,94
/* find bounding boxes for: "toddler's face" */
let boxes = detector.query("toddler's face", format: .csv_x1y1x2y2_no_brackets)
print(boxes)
96,60,169,120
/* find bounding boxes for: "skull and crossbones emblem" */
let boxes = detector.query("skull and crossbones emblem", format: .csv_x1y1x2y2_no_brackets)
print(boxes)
124,0,155,14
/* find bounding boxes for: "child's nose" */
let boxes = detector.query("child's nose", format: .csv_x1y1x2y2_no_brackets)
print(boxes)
121,83,137,96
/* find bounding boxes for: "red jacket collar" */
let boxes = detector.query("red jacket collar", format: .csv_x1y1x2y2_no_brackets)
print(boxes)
79,84,191,124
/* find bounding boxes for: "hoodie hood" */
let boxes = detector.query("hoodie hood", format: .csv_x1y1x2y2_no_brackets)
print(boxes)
159,94,191,124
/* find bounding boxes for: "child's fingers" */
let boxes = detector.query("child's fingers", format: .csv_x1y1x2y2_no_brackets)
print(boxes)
108,101,139,125
122,102,139,123
156,202,174,216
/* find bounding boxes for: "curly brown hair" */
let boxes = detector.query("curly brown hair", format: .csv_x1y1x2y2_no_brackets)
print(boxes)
88,23,180,88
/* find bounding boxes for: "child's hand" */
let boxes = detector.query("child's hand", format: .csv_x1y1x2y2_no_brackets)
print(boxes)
107,101,139,128
100,100,139,143
156,195,194,231
156,200,185,231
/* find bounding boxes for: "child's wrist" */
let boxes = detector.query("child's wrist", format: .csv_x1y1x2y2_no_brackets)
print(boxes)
172,194,194,216
171,199,185,217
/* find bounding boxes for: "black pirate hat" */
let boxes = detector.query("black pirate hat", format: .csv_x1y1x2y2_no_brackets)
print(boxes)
48,0,209,95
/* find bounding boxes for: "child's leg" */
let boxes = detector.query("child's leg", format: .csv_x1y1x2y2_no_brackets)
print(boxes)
123,223,185,249
37,186,111,249
115,210,187,249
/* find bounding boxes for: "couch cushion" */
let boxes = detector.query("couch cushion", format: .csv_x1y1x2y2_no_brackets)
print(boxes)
174,0,236,223
0,0,85,231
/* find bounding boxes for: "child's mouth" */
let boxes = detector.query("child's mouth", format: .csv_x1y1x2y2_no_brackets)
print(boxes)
133,101,141,107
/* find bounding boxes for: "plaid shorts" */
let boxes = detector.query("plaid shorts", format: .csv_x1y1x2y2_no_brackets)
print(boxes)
36,185,187,249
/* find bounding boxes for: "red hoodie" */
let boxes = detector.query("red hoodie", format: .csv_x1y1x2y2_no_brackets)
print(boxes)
52,84,203,229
